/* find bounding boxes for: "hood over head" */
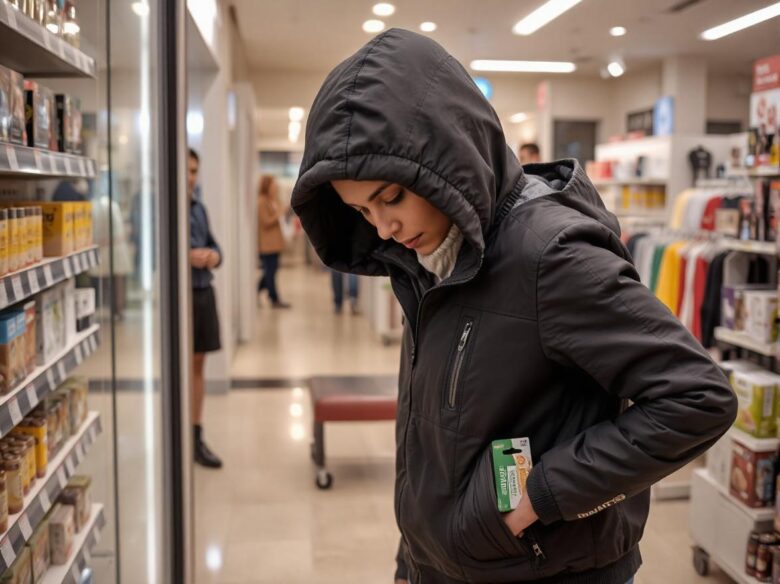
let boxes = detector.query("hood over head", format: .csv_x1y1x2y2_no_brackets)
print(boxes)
292,28,617,278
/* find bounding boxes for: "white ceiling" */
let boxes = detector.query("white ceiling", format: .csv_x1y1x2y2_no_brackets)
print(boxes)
232,0,780,76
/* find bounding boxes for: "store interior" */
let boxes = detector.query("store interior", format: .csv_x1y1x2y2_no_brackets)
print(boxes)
0,0,780,583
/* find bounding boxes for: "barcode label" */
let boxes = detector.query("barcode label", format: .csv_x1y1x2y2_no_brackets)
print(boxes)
9,399,22,425
46,369,56,390
11,276,22,299
57,361,66,381
33,150,42,170
43,264,53,286
28,270,39,294
73,255,82,272
48,154,57,174
70,563,81,581
6,146,18,171
0,284,7,308
64,157,74,175
0,538,14,566
66,458,75,475
39,488,50,511
18,514,32,540
63,258,72,278
77,159,86,176
26,386,37,406
42,28,53,52
74,345,83,364
57,467,66,488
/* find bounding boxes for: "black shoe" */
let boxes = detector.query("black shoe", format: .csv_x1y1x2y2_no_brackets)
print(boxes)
195,439,223,469
272,301,292,309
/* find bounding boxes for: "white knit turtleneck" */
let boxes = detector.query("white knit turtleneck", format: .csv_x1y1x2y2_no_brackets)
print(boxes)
416,223,464,283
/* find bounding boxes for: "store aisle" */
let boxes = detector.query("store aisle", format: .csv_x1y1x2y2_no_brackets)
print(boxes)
193,258,734,583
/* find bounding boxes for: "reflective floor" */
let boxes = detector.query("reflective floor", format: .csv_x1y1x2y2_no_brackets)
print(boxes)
194,255,734,584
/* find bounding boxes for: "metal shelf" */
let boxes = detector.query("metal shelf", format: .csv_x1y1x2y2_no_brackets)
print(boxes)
721,239,777,256
729,427,780,453
0,0,95,78
0,325,100,441
0,145,96,179
0,246,98,311
714,327,776,358
592,178,668,187
40,504,105,584
0,412,101,572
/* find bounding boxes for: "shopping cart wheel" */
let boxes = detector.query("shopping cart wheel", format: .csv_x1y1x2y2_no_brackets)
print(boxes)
692,546,709,576
316,469,333,490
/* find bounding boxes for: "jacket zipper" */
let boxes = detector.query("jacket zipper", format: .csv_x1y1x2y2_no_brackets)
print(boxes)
447,320,473,408
526,530,546,564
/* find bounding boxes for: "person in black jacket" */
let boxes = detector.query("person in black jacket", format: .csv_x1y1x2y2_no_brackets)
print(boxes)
292,29,737,584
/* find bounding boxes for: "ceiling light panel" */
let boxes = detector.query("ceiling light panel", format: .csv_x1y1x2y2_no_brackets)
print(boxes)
420,21,437,32
701,1,780,40
607,60,625,77
513,0,583,36
363,19,385,33
372,3,395,17
609,26,626,37
470,60,577,73
510,112,529,123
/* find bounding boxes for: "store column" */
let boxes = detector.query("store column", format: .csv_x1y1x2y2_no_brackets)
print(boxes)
662,56,708,135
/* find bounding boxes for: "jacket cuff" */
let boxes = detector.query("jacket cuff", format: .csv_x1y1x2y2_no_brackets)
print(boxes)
527,462,563,525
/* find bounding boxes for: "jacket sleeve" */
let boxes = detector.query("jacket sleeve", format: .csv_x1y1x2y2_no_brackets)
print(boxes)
526,222,737,525
394,538,408,581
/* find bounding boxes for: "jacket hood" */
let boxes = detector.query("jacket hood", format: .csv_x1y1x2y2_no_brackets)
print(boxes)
292,28,617,276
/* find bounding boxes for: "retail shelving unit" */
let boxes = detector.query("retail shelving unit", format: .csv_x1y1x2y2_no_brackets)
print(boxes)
0,1,105,580
714,327,777,358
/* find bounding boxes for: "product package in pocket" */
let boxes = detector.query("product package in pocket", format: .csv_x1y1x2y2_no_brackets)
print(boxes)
491,438,532,512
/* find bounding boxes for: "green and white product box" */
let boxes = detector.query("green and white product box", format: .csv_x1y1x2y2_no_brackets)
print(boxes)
491,437,532,513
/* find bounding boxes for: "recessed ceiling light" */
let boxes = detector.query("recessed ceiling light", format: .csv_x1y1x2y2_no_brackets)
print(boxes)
700,1,780,40
420,21,437,32
470,59,577,74
131,1,149,16
607,60,625,77
513,0,583,36
288,107,304,122
510,112,529,123
288,121,302,143
372,3,395,17
363,19,385,33
609,26,626,37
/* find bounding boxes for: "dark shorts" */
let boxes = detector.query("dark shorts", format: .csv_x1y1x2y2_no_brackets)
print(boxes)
193,286,221,354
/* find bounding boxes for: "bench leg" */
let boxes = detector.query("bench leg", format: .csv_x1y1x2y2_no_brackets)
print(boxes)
312,421,333,489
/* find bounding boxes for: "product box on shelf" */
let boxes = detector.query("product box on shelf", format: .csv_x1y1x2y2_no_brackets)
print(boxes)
26,515,50,583
0,545,32,584
22,301,35,377
29,202,75,257
730,437,776,507
744,290,778,343
75,287,95,332
58,377,87,430
0,313,18,394
60,474,91,533
719,359,763,384
23,81,54,151
0,65,26,146
770,181,780,243
48,503,75,565
722,284,775,331
706,434,733,488
54,95,82,155
732,370,780,438
63,278,75,345
13,417,48,479
36,284,66,366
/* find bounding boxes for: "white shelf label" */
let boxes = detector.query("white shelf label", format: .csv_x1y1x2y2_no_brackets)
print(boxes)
77,158,86,176
76,441,85,460
57,39,66,60
0,284,7,308
43,264,53,286
42,27,53,51
9,399,22,426
90,335,98,352
65,457,75,475
5,3,17,29
56,361,66,382
48,154,57,174
11,276,22,299
70,563,81,582
83,546,92,564
18,514,32,540
39,488,50,511
33,150,42,171
88,424,97,442
64,157,74,175
57,467,66,488
0,538,14,567
46,369,56,391
74,344,83,364
25,385,36,407
63,258,72,279
28,270,39,294
5,146,18,171
72,254,82,273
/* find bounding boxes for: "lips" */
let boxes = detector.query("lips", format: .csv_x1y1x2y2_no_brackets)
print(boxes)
401,234,423,249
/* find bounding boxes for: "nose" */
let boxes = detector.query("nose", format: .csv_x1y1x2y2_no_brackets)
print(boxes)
374,213,400,241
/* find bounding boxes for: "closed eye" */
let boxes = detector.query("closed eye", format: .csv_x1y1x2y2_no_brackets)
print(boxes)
384,188,405,206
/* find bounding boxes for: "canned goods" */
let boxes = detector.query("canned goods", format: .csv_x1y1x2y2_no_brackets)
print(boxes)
756,534,777,582
748,531,761,576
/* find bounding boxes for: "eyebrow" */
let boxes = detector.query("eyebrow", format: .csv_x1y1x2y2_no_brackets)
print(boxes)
367,182,393,202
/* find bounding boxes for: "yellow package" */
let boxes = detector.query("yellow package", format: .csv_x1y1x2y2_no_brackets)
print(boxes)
0,209,8,276
37,202,74,257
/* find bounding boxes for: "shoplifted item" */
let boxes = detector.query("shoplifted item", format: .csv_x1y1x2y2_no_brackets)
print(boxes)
491,438,532,512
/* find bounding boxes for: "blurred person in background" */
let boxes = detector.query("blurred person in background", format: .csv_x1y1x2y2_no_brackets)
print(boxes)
188,148,223,469
519,142,541,165
331,270,359,315
257,175,291,309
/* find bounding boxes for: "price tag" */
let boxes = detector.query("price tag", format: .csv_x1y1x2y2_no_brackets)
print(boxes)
43,264,53,286
65,457,75,475
56,361,66,382
42,27,53,51
6,146,18,171
48,154,57,174
90,335,98,352
9,399,22,426
57,467,66,488
46,369,56,391
77,158,86,176
58,39,66,60
88,424,97,442
33,150,42,171
70,564,81,582
5,4,17,29
0,284,7,308
63,258,72,279
0,538,14,567
28,270,39,294
73,254,82,273
18,515,32,540
25,386,37,407
11,276,22,299
83,546,92,564
74,344,83,364
39,488,50,511
64,157,74,175
77,441,85,460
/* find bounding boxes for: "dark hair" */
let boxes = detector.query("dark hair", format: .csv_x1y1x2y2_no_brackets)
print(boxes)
188,148,200,163
519,143,540,156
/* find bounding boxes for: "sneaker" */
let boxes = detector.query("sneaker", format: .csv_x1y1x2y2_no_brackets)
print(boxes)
195,439,223,469
272,301,292,309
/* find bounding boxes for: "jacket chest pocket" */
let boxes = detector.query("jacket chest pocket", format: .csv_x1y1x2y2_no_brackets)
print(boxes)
443,313,479,411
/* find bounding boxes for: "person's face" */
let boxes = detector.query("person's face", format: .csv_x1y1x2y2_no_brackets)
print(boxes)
187,156,199,198
331,180,452,255
519,148,540,165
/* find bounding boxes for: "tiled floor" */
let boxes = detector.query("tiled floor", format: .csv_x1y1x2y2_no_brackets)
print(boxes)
194,254,737,584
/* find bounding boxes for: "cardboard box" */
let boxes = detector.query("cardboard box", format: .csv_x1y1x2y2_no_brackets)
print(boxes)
722,284,775,331
0,66,26,146
23,202,75,258
719,359,763,385
1,546,32,584
23,301,36,376
744,290,779,342
36,286,65,366
75,287,95,332
26,516,50,582
491,438,532,512
54,94,73,154
24,81,53,150
0,313,20,393
48,503,75,565
730,438,776,508
733,370,780,438
61,474,91,532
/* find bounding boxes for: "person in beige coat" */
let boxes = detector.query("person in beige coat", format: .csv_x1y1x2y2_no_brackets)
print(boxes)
257,175,291,308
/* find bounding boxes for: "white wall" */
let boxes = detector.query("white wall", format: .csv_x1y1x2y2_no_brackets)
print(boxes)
608,67,663,137
707,74,752,129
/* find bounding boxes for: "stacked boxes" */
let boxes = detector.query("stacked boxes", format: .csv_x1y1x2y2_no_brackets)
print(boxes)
0,65,26,146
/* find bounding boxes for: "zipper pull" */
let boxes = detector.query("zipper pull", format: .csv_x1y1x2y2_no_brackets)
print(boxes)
457,322,473,352
532,542,546,560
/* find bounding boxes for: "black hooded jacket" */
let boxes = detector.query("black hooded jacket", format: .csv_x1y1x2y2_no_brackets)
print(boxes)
292,29,737,584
